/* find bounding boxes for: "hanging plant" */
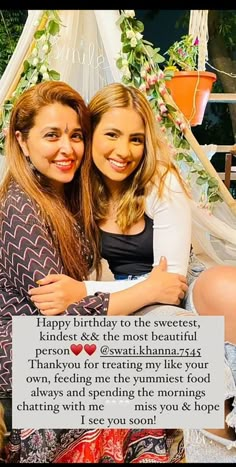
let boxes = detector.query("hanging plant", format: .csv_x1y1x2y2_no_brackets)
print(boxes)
116,10,223,207
164,34,199,71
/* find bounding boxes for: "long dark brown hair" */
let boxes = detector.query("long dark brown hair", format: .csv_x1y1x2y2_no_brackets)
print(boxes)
0,402,7,454
1,80,100,279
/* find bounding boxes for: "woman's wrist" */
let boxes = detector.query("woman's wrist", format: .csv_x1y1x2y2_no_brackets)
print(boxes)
142,277,160,305
76,281,87,301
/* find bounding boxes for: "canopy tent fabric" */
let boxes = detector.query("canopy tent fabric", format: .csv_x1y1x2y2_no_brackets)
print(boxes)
47,10,122,103
0,9,236,269
0,10,122,106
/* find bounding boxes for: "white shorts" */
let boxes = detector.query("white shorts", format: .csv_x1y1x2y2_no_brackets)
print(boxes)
183,279,198,314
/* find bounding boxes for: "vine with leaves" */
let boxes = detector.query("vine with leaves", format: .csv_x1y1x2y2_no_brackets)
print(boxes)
116,10,222,206
0,10,62,153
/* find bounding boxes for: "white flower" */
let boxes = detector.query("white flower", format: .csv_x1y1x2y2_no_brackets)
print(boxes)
124,10,135,18
121,66,131,79
121,58,128,66
156,114,163,123
40,34,47,43
42,44,49,53
40,64,48,74
126,30,135,39
135,32,143,41
159,85,166,95
159,103,168,115
32,57,39,66
130,37,137,48
31,75,38,84
2,127,9,137
139,83,147,92
157,98,165,106
157,70,164,80
42,72,50,80
147,73,158,85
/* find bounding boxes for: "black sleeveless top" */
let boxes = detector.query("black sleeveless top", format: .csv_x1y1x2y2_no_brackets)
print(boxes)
100,214,154,275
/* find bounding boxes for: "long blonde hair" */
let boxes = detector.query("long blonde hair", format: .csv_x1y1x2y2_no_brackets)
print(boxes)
1,81,99,279
85,82,188,233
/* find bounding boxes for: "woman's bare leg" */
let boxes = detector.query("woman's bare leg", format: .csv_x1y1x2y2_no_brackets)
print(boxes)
192,265,236,440
192,265,236,344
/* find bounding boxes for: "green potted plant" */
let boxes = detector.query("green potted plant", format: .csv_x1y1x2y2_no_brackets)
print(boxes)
164,34,217,126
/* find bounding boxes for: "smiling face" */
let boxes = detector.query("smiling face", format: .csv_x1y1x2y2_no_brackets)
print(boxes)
92,106,145,192
16,103,85,193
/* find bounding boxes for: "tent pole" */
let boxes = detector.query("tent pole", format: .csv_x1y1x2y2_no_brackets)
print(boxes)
163,89,236,215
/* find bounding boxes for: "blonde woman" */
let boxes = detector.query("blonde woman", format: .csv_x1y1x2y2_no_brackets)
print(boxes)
30,83,191,307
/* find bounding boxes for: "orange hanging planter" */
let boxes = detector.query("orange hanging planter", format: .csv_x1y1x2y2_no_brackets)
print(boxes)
166,71,217,126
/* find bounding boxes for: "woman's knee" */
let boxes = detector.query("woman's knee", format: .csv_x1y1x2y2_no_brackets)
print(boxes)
192,265,236,316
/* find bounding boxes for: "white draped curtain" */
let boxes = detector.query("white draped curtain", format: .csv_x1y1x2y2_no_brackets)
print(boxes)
0,10,122,106
48,10,122,103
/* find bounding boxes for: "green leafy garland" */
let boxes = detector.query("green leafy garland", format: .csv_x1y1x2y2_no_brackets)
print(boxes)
0,10,62,153
116,10,222,206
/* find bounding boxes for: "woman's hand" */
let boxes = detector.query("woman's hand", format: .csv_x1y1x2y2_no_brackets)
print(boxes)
28,274,87,315
107,256,188,316
147,256,188,305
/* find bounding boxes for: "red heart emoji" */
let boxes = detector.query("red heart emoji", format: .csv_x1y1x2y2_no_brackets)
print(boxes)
70,344,83,356
84,344,96,356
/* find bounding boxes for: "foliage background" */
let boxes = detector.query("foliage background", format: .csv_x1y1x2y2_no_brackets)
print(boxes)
0,10,27,78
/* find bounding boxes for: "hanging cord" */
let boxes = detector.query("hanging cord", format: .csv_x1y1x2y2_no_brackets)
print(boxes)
187,11,210,124
189,10,209,71
189,10,236,79
187,71,201,124
206,61,236,78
